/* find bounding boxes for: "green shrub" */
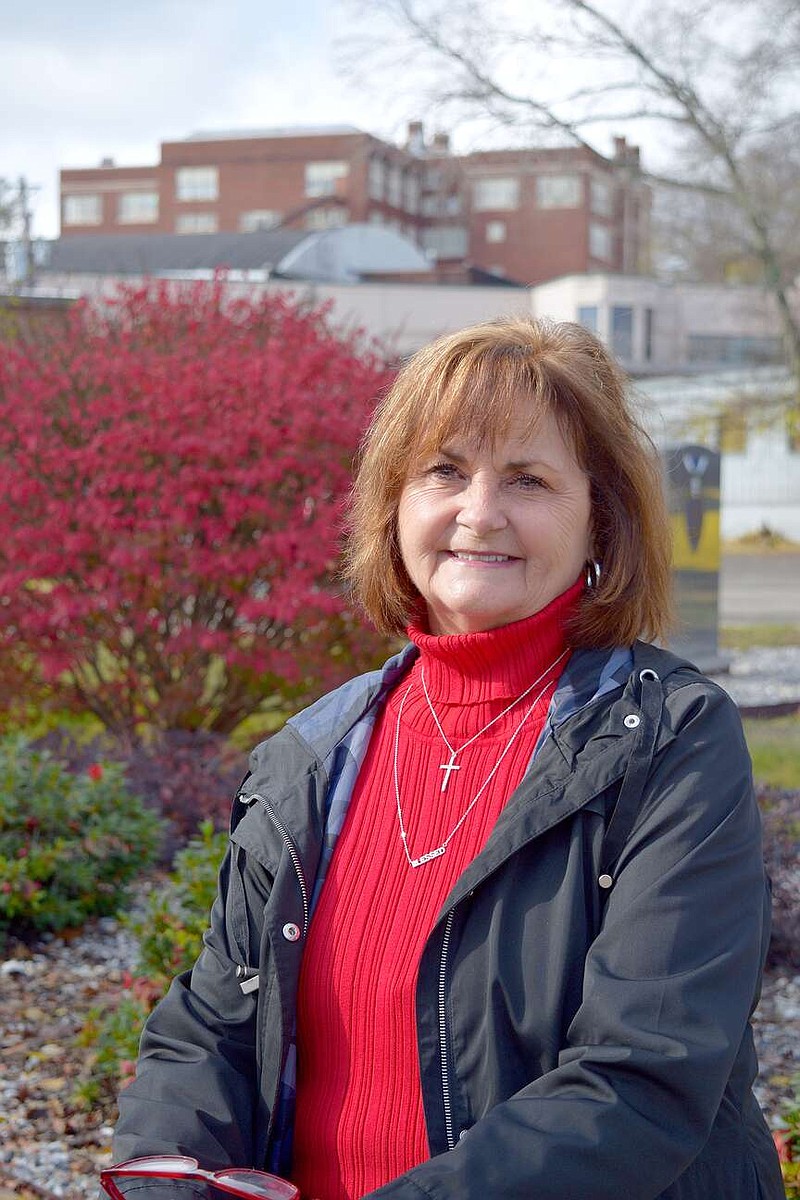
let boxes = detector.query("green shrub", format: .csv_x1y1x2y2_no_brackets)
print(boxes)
774,1071,800,1197
133,819,229,983
0,735,163,938
75,820,228,1108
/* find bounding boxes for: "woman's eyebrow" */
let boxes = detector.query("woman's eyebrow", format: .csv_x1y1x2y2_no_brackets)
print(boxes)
438,443,556,473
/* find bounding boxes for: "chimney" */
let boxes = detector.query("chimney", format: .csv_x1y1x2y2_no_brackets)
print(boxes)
406,121,425,154
612,136,640,167
100,156,115,168
431,131,450,154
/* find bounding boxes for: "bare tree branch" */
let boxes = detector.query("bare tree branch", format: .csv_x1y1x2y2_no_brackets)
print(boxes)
339,0,800,396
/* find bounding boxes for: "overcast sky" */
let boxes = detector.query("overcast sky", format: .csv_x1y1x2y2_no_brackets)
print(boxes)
0,0,411,238
0,0,667,241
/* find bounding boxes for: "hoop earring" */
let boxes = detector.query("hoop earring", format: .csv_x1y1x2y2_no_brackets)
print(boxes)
585,560,601,590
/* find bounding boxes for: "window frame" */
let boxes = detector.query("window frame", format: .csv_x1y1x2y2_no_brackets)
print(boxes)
175,166,219,202
472,177,520,212
536,174,582,209
63,193,102,226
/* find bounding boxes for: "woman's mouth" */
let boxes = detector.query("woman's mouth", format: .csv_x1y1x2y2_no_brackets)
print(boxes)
448,550,517,563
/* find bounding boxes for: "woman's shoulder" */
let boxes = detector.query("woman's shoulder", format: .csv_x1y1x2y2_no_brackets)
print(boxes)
625,641,753,783
632,639,739,707
248,643,418,771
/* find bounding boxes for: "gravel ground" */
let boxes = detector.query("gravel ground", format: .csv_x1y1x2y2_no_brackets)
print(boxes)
0,909,797,1199
710,646,800,712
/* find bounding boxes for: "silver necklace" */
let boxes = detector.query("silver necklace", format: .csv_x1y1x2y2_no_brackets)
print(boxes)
393,651,567,868
421,648,568,792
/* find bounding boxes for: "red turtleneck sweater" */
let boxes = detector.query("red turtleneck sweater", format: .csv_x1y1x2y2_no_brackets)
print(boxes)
291,581,581,1200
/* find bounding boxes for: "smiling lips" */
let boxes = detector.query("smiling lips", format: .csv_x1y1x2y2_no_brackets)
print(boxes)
448,550,518,563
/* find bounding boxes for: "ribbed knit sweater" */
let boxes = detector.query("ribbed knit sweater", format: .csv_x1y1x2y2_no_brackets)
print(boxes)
291,581,580,1200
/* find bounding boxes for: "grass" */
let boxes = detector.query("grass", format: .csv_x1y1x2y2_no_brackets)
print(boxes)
720,624,800,650
717,623,800,790
744,712,800,791
722,530,800,554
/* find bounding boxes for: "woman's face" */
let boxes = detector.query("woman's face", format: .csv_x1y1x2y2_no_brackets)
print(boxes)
397,406,592,636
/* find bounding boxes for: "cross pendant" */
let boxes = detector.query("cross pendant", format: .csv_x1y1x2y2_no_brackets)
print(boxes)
439,751,460,792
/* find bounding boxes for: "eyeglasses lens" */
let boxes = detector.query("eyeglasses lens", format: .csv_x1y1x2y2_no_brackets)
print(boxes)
218,1172,296,1199
126,1157,198,1173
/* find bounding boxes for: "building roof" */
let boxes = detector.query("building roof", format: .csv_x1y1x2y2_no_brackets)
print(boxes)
39,225,434,285
43,230,310,276
182,126,362,142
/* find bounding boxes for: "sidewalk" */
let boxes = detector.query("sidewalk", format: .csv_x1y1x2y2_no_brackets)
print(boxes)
714,553,800,712
720,552,800,627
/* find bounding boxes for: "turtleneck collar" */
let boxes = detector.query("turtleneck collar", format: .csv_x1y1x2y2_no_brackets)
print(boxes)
406,575,583,704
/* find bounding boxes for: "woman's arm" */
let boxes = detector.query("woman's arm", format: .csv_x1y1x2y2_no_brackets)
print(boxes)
368,679,776,1199
112,842,271,1171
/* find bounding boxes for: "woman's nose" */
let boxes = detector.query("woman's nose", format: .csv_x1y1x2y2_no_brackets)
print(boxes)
455,476,508,533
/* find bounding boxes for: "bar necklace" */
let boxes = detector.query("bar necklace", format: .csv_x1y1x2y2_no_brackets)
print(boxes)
393,648,568,868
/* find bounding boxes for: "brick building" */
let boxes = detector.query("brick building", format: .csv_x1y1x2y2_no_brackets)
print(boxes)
59,124,651,286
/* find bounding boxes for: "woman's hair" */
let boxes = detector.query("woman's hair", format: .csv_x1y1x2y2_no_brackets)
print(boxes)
343,316,673,646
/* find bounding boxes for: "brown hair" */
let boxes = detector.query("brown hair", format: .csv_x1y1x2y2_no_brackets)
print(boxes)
343,316,673,646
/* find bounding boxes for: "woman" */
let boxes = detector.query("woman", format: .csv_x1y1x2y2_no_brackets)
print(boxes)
111,317,783,1199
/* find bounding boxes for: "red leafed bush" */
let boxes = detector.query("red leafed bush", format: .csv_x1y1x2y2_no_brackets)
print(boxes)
0,280,393,734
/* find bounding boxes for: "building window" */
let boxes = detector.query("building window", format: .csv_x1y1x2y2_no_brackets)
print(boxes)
536,174,582,208
386,164,403,208
485,220,507,243
421,225,469,259
577,305,598,333
686,334,784,365
420,194,439,216
117,191,159,224
611,306,634,359
368,157,385,201
305,160,349,199
239,210,282,232
403,173,420,214
305,206,347,230
175,166,219,201
589,222,613,260
473,177,520,211
590,178,613,216
175,212,218,234
63,194,102,225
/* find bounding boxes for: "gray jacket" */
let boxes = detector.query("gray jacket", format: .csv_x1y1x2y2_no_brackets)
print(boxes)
114,640,784,1199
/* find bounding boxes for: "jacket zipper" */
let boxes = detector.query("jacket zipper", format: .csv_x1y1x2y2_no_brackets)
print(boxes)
439,908,456,1150
238,791,309,936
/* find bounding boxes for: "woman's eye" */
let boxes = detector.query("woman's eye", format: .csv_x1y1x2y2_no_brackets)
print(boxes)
427,461,462,480
512,473,546,490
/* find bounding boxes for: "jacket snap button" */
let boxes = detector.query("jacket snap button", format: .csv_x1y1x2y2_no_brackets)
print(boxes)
598,873,614,889
623,713,641,729
459,1129,469,1141
282,922,301,942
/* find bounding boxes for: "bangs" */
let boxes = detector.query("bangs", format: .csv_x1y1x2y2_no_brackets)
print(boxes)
408,341,554,461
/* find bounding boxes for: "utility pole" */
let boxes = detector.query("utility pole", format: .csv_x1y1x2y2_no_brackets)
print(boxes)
17,176,36,288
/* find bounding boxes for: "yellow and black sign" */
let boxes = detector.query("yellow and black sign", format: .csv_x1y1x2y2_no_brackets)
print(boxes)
666,445,721,572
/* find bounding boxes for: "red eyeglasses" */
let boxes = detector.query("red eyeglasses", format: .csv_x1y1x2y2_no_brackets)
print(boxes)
100,1155,299,1200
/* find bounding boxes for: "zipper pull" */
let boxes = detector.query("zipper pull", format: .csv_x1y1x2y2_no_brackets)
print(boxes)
237,791,260,806
236,965,260,994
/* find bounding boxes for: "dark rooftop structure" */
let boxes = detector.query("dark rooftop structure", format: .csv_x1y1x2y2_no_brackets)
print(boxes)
42,229,308,276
